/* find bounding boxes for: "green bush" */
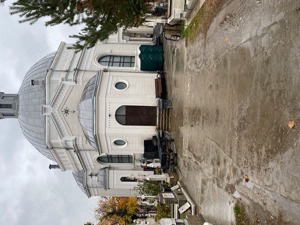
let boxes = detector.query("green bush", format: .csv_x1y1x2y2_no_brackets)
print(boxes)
234,201,252,225
137,180,161,196
155,204,171,221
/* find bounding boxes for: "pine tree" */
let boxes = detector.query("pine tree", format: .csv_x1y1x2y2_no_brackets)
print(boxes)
10,0,147,50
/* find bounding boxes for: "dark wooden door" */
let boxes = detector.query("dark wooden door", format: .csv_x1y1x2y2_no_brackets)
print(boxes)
126,106,157,126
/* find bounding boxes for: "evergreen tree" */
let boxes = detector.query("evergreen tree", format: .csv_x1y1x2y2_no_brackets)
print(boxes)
10,0,147,50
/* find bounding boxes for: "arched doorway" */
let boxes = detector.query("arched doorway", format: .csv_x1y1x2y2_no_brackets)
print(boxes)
115,106,157,126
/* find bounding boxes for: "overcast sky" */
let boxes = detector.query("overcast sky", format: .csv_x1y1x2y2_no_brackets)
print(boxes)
0,1,98,225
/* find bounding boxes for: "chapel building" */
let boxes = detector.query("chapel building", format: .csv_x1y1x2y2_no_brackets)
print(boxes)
0,39,165,197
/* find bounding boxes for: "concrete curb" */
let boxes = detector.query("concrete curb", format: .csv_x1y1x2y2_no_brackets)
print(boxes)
177,181,196,215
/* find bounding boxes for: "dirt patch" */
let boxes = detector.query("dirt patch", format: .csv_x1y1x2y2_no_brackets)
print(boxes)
183,0,228,43
234,200,285,225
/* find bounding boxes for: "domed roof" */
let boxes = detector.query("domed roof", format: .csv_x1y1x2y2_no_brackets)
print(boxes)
73,170,85,192
18,52,56,161
73,167,108,196
78,74,101,150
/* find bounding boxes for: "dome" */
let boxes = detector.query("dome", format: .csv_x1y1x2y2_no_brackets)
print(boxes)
97,167,109,190
73,170,85,192
78,74,101,150
18,52,56,161
73,167,108,196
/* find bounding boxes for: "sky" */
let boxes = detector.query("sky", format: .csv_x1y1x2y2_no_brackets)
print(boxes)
0,1,98,225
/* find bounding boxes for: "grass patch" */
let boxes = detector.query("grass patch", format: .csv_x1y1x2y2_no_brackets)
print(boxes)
234,201,252,225
183,0,225,44
234,201,286,225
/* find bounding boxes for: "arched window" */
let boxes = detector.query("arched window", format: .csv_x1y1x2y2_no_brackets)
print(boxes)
97,155,133,164
2,96,14,100
2,113,14,117
98,55,135,67
115,106,157,126
0,104,12,108
115,106,126,125
120,177,137,182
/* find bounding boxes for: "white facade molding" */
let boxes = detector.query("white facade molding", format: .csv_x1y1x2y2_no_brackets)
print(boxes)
42,40,161,196
42,105,52,115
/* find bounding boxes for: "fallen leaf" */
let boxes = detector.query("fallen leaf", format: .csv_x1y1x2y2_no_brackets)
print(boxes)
288,120,295,129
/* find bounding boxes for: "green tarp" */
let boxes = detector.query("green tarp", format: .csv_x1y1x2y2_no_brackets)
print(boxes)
139,45,163,71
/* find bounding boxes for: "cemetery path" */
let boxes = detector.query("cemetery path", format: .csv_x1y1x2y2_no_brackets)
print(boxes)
164,0,300,224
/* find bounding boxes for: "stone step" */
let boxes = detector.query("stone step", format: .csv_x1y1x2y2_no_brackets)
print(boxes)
158,108,170,131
